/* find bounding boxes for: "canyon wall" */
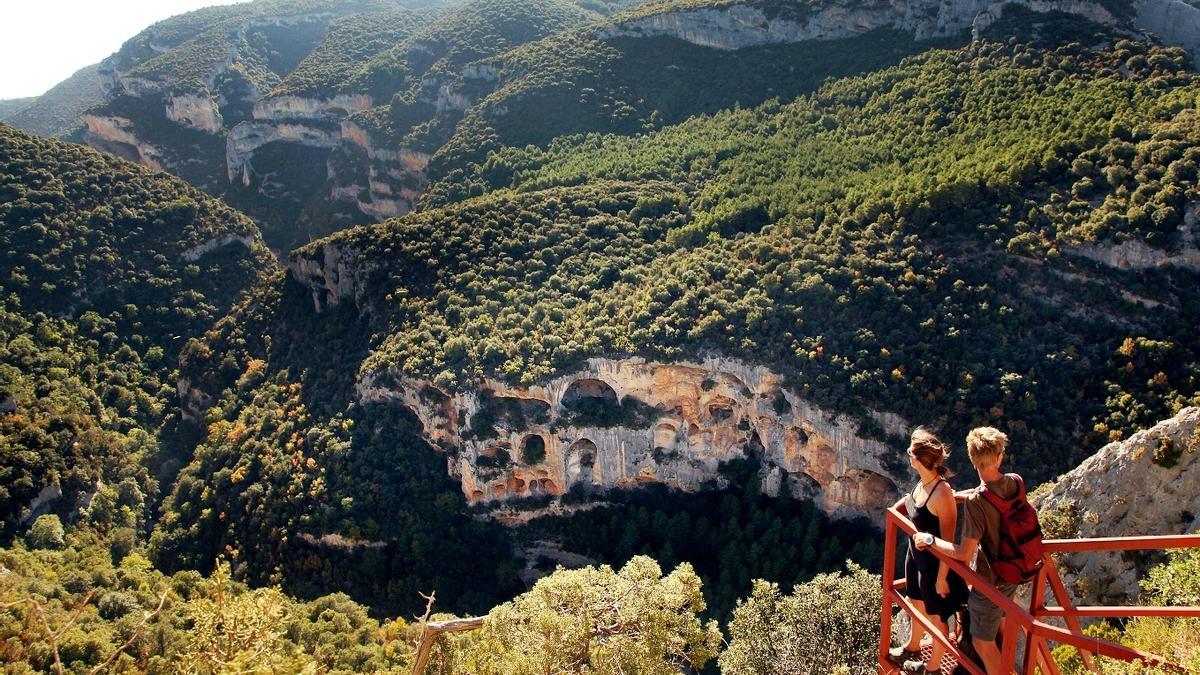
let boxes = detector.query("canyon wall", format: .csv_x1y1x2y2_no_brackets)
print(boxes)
358,357,909,519
73,0,1200,237
1070,206,1200,272
597,0,1117,48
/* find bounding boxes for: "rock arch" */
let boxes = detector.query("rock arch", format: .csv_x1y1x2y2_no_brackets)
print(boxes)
562,378,618,408
654,422,679,449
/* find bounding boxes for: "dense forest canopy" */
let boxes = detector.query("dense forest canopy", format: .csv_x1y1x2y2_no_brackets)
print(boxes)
0,124,274,540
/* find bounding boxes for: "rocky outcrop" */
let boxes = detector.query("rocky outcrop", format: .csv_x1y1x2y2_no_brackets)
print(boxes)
166,93,223,133
20,483,62,525
178,377,214,425
289,240,371,312
1070,210,1200,272
1134,0,1200,60
1032,407,1200,605
80,115,166,171
335,121,431,220
253,93,373,121
359,356,911,519
598,0,1116,48
0,391,15,415
180,232,257,262
297,532,388,550
226,119,343,182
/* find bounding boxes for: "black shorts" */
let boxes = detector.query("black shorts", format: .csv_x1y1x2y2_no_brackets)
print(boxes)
904,545,968,620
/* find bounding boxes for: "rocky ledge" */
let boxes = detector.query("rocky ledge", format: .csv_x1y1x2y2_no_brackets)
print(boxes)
1032,406,1200,605
1070,208,1200,272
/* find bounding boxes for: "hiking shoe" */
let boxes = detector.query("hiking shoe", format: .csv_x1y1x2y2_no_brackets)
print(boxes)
888,646,921,663
901,659,940,674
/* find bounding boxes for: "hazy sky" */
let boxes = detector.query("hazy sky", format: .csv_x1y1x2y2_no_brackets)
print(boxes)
0,0,247,99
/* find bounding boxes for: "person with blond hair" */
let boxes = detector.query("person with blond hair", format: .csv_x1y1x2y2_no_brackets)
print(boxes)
889,427,968,674
915,426,1030,675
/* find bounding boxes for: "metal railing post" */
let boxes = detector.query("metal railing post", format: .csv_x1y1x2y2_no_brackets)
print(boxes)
879,510,899,669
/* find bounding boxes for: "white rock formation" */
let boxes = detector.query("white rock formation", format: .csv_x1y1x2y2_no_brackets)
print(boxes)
80,115,166,171
179,232,258,262
253,94,374,121
1032,407,1200,605
166,93,223,133
226,120,344,181
1070,208,1200,272
1135,0,1200,60
597,0,1115,48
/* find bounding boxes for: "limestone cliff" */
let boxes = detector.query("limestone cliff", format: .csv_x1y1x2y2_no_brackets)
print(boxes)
1032,406,1200,605
1070,206,1200,273
72,0,1200,245
358,357,909,519
597,0,1117,48
1134,0,1200,60
285,235,912,514
165,93,224,133
80,115,166,171
290,239,372,312
286,241,915,519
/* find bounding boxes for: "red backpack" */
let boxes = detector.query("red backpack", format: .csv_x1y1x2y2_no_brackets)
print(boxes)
980,473,1044,584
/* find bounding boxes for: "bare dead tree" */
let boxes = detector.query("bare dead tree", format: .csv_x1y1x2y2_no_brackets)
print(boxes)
12,588,167,675
410,590,485,675
88,591,168,674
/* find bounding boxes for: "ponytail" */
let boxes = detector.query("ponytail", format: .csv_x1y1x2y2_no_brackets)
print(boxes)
910,427,955,479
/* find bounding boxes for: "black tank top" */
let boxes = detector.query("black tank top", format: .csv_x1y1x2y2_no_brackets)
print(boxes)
912,478,944,534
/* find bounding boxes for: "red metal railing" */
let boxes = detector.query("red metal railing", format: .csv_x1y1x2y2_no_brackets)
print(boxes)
879,505,1200,674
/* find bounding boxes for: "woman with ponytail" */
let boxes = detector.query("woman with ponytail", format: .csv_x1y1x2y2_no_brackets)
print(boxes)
889,428,969,673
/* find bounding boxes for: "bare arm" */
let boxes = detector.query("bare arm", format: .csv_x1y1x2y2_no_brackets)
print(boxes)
920,533,977,563
931,485,957,584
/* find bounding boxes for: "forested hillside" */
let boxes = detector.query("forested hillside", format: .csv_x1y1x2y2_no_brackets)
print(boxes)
294,32,1200,486
0,124,273,537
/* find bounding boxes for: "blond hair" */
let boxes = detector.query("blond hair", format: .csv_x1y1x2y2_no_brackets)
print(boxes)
967,427,1009,468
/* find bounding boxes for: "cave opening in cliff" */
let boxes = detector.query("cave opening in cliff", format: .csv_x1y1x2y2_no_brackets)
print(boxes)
521,434,547,465
566,439,598,485
747,431,766,460
561,378,624,426
562,378,619,409
707,396,736,422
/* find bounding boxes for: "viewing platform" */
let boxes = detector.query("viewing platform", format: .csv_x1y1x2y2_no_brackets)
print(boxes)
879,505,1200,674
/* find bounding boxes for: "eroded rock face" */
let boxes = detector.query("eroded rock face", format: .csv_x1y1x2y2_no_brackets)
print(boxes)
253,94,373,121
290,240,370,312
1135,0,1200,60
80,115,166,171
226,119,344,182
1070,208,1200,272
1032,407,1200,605
166,93,223,133
597,0,1115,48
359,357,910,519
335,121,431,220
179,231,258,262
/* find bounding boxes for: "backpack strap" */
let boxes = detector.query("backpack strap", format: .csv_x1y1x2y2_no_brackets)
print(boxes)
980,474,1024,512
1007,473,1026,500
